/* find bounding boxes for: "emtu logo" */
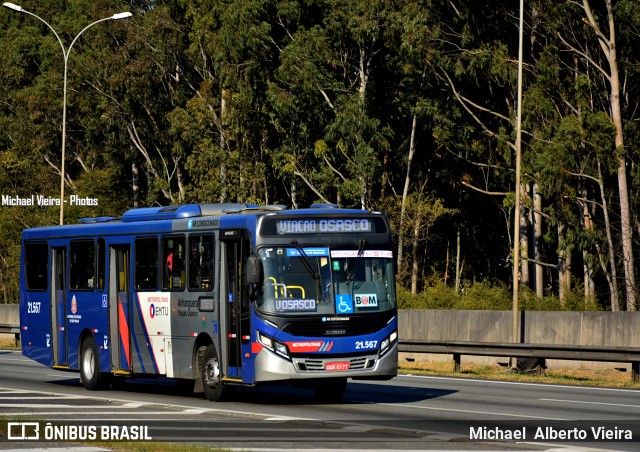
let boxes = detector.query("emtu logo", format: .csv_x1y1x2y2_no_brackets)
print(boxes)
149,304,168,318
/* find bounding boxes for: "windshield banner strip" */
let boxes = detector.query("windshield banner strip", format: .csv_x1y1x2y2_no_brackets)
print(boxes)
286,248,329,257
330,250,393,258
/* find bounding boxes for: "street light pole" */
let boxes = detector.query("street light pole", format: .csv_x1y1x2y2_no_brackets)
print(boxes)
512,0,524,346
2,3,132,225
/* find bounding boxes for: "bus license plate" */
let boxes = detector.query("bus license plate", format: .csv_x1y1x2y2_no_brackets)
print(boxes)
325,361,350,371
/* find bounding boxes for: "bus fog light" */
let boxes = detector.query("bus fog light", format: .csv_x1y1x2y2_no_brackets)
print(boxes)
275,341,289,357
390,331,397,343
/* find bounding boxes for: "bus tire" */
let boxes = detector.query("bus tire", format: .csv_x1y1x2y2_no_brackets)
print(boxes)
80,337,110,390
312,378,347,403
201,344,227,402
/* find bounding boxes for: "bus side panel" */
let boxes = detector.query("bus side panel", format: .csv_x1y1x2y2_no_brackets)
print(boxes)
19,249,53,367
65,290,110,371
20,291,53,367
131,292,165,375
169,337,193,379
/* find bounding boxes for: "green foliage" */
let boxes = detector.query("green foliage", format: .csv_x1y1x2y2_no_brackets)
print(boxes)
0,0,639,309
398,280,598,312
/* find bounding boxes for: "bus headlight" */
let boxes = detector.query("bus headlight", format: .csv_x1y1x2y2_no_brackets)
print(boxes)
258,332,273,349
258,332,290,359
380,330,398,357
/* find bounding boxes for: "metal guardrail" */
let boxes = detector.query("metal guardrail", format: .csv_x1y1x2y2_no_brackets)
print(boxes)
0,324,20,347
399,340,640,382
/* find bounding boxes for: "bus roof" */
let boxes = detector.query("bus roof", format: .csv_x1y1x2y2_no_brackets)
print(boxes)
21,203,383,241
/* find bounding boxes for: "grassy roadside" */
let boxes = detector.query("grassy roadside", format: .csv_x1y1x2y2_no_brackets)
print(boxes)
398,359,640,389
0,337,19,350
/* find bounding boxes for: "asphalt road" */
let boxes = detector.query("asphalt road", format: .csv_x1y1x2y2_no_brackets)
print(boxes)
1,349,639,451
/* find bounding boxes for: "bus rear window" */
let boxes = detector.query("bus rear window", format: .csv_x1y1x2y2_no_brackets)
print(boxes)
25,242,48,291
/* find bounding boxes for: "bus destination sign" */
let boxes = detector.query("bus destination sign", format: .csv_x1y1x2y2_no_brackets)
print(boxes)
275,218,372,235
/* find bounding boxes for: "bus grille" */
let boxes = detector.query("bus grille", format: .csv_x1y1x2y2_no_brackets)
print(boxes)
298,356,371,372
281,316,389,337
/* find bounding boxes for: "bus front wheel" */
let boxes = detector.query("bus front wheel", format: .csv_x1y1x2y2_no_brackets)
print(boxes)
201,344,227,402
80,337,110,390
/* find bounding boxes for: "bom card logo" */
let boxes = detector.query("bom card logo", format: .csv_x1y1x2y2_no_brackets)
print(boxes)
355,294,378,308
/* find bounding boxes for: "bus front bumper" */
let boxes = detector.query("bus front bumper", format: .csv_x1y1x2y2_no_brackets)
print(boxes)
253,343,398,382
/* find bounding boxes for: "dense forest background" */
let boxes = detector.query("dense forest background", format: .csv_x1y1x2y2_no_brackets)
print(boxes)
1,0,639,311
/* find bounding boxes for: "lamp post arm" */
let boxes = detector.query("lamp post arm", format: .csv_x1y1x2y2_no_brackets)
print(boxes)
2,2,132,225
16,8,66,60
67,16,114,58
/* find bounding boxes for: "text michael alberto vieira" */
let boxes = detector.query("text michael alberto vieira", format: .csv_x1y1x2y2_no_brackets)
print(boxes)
470,425,633,441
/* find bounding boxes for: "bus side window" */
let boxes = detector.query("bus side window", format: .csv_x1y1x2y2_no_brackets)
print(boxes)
162,236,185,290
70,240,95,290
97,238,105,291
24,242,48,291
135,237,158,290
189,235,214,290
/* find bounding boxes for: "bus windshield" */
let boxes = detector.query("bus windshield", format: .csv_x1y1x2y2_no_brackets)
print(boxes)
256,247,396,316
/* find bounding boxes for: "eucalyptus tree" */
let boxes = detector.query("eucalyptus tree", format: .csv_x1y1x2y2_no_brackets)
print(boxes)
173,0,279,205
270,0,392,209
556,0,639,310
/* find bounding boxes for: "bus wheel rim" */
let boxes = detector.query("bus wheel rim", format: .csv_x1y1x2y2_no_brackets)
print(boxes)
205,356,220,388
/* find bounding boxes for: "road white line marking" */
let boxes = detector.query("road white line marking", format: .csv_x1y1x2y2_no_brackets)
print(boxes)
0,404,140,408
0,411,206,416
0,386,314,421
0,396,82,400
181,408,206,414
540,398,640,409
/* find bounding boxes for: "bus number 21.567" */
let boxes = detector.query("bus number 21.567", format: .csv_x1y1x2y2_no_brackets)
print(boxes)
27,302,41,314
355,340,377,350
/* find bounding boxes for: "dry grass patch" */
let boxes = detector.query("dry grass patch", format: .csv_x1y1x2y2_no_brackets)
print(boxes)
0,337,19,350
399,360,640,388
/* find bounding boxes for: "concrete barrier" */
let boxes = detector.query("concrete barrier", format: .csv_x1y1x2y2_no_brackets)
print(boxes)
0,304,19,326
0,304,20,345
399,310,640,370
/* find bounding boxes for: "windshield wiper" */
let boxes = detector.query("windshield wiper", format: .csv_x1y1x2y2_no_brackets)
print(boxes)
345,239,366,281
291,240,320,280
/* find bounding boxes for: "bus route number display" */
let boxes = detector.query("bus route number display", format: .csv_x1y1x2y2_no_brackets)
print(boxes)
275,218,371,235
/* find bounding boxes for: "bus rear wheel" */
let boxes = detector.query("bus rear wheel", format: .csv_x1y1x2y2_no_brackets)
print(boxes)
201,344,227,402
312,378,347,403
80,337,110,390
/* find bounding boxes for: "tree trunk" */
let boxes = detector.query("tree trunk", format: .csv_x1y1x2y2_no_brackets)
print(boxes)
596,159,620,311
557,219,571,304
533,181,543,297
580,0,636,309
444,239,450,285
411,213,421,294
608,25,636,310
455,228,461,293
520,183,530,287
580,185,596,308
220,88,229,203
397,112,418,272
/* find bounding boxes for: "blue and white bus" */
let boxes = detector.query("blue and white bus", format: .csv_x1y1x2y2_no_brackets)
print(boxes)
19,203,398,401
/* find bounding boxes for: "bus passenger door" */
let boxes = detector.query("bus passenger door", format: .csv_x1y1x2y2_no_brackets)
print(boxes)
108,245,131,372
51,247,67,366
220,230,250,382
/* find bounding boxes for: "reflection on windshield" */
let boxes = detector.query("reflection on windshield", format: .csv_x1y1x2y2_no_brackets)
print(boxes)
256,247,396,316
